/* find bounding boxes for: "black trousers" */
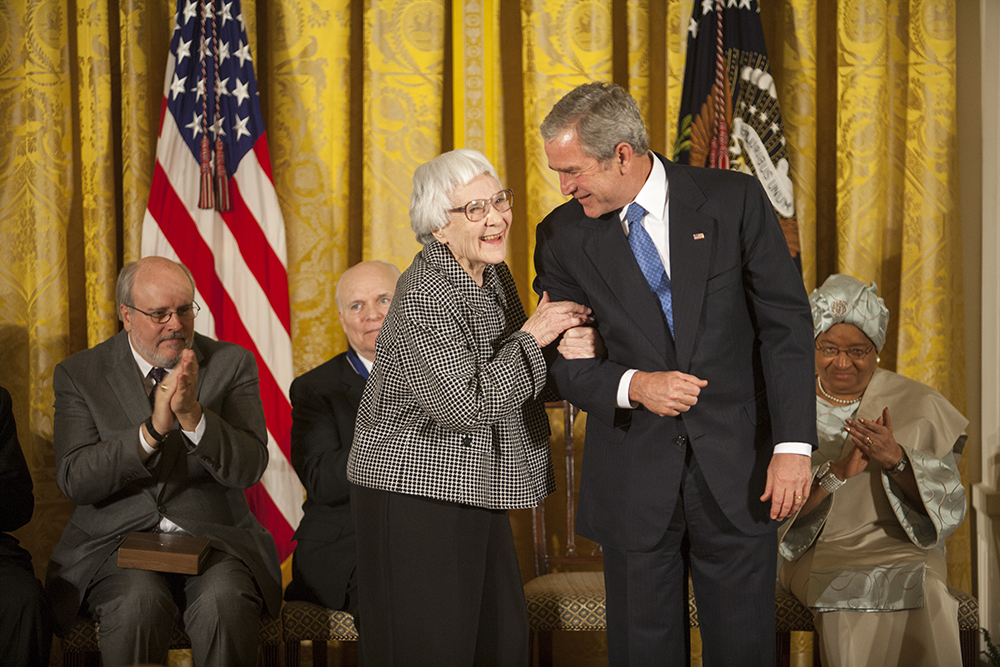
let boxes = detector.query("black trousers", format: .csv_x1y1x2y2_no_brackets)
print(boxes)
603,446,778,667
285,535,359,620
351,484,529,667
0,557,52,667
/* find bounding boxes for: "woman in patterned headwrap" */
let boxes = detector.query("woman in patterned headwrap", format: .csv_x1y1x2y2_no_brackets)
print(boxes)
778,274,968,667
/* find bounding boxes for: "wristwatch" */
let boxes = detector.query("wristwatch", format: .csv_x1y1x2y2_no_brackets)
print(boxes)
144,416,167,444
816,460,846,494
885,454,908,476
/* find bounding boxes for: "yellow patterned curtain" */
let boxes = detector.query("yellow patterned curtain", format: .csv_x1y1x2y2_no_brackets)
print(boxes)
263,0,353,376
363,0,443,271
0,1,966,664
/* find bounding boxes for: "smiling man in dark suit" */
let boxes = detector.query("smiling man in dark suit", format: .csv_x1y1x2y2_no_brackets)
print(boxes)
283,260,400,628
534,82,817,666
45,256,281,667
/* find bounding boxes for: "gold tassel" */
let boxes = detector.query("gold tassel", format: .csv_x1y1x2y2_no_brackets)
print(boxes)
214,138,230,212
198,135,213,209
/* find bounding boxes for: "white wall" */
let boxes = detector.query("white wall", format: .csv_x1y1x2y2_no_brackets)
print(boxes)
969,0,1000,645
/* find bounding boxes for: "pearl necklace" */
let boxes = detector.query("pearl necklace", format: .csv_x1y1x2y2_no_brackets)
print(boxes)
816,376,862,405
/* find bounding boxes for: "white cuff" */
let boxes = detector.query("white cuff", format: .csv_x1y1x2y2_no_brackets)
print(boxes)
138,426,156,462
617,369,640,409
182,413,207,444
772,442,813,457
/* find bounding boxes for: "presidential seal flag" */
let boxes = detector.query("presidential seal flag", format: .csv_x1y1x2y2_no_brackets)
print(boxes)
141,0,303,562
673,0,801,266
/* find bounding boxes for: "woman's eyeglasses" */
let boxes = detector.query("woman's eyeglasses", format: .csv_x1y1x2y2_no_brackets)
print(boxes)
815,343,873,360
449,189,514,222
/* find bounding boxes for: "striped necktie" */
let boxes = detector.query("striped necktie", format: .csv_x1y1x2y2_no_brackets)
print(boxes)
148,366,165,407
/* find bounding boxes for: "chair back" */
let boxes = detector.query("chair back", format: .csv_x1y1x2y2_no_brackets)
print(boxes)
532,401,603,577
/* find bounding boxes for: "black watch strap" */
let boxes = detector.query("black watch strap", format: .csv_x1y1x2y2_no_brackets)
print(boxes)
144,416,167,443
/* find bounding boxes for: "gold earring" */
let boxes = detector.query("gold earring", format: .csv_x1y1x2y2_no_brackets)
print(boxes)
876,356,881,364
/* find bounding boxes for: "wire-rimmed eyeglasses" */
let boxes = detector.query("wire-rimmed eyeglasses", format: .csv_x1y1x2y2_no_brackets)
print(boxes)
448,189,514,222
815,343,874,360
127,301,201,324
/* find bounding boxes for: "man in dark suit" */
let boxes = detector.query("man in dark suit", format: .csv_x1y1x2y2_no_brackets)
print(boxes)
0,385,52,667
284,260,399,626
534,82,817,666
45,256,282,667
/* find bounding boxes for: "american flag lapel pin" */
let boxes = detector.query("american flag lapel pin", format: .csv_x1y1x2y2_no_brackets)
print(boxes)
693,233,705,240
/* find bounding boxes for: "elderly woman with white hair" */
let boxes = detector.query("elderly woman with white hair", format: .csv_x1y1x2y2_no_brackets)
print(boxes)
778,274,968,667
347,148,591,666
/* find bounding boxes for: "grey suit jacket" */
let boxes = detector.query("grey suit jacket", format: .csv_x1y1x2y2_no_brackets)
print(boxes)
45,330,282,634
534,155,817,550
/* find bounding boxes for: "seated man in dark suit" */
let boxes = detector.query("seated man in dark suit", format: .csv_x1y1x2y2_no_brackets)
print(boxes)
284,260,400,627
45,256,282,667
0,385,52,667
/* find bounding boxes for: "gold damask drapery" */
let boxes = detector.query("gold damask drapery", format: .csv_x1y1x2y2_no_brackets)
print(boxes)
0,0,965,663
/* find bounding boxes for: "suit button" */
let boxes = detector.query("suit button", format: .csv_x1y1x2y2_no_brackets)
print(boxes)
462,436,472,447
157,505,166,513
675,436,687,447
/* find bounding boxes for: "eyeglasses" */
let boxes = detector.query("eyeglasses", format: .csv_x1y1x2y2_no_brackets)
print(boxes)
449,189,514,222
128,301,201,324
815,343,874,360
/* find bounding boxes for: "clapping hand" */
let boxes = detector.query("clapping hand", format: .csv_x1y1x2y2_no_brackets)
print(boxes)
167,349,203,431
845,408,902,469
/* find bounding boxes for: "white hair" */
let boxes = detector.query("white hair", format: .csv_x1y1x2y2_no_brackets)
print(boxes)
409,149,501,245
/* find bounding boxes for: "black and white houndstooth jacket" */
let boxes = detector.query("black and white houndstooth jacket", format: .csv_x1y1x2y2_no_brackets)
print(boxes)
346,241,556,509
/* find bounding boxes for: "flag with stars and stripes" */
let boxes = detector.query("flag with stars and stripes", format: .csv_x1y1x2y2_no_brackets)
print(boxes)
672,0,801,267
141,0,302,563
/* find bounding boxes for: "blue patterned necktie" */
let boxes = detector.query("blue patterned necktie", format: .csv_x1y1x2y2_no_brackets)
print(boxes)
148,366,165,407
625,202,674,336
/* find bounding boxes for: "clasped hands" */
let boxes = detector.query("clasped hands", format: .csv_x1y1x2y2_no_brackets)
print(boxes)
143,349,203,448
521,292,593,348
844,407,902,471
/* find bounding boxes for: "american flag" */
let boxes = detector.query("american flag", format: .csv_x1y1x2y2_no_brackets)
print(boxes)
141,0,303,562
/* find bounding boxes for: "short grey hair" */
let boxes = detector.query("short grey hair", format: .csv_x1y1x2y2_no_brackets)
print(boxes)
116,259,196,321
334,260,401,310
540,82,649,162
410,149,501,245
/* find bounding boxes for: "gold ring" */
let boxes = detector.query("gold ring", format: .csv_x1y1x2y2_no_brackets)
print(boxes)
795,495,802,499
865,437,874,446
159,384,171,391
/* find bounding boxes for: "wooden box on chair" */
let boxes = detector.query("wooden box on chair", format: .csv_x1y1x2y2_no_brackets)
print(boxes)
117,532,211,575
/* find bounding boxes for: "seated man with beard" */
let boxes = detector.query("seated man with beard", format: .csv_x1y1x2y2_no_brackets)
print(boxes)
46,257,282,667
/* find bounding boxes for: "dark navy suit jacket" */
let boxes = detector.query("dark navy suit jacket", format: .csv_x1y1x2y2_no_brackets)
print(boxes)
534,154,817,551
285,351,362,612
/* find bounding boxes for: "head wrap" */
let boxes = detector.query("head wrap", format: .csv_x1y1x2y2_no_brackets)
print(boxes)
809,274,889,351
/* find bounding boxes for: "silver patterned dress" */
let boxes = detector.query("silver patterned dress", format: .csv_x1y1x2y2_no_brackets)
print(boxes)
779,368,968,667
